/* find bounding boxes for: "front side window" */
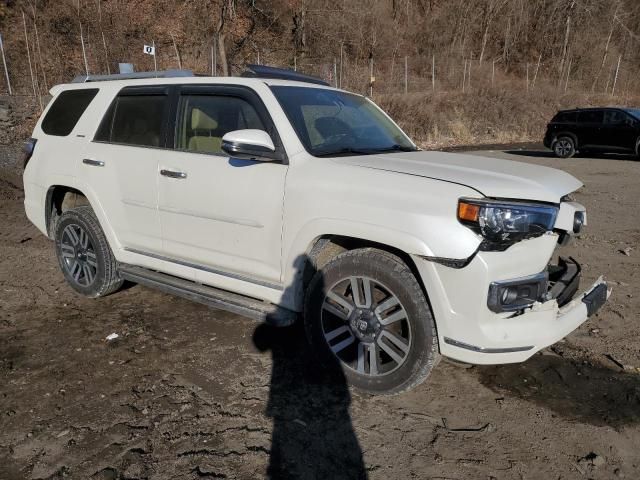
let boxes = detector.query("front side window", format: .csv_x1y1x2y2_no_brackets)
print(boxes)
270,86,416,157
603,110,626,125
175,95,266,155
42,88,98,136
95,94,166,147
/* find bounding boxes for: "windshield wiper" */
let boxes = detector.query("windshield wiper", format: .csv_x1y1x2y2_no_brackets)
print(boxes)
314,144,418,157
314,147,378,157
372,144,418,153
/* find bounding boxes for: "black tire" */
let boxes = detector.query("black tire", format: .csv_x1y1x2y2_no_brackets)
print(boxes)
553,136,576,158
54,205,123,297
303,248,439,395
636,138,640,158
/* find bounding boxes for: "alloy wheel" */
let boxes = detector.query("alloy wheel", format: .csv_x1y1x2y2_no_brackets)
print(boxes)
321,276,412,377
60,223,98,287
554,139,573,157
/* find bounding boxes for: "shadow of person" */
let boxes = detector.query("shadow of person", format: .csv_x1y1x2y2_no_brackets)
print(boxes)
253,255,367,480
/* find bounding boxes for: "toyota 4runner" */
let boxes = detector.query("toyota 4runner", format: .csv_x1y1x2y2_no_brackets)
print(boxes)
22,66,609,394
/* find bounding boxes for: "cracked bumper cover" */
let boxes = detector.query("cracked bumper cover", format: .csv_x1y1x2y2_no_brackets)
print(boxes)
412,235,611,365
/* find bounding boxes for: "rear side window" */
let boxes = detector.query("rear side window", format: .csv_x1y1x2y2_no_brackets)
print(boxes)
41,88,98,136
578,110,604,124
552,111,577,123
95,94,166,147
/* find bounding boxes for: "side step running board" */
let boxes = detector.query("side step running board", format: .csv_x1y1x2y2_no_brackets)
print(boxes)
118,264,297,327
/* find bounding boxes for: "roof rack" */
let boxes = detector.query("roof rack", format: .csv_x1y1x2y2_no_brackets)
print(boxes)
71,69,194,83
241,64,330,87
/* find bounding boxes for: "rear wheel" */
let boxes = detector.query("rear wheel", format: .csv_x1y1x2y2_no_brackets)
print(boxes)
553,136,576,158
304,248,439,395
54,206,123,297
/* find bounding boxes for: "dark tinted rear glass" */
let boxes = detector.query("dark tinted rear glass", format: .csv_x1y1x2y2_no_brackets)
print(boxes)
41,88,98,136
95,95,166,147
552,111,577,123
578,110,604,124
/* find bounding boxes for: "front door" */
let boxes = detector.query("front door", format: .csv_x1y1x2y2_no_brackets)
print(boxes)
602,110,637,151
158,85,288,287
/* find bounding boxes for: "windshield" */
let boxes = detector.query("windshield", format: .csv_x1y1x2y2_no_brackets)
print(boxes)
270,86,417,157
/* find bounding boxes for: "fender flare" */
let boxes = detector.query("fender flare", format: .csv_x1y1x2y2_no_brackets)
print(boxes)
43,177,120,251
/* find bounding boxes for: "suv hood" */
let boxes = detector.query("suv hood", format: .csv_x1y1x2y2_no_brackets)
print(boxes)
335,151,582,203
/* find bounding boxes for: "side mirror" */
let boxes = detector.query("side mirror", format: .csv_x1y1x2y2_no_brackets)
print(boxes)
221,129,278,161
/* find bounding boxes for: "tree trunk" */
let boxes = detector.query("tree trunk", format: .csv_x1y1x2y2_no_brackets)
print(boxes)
216,3,229,76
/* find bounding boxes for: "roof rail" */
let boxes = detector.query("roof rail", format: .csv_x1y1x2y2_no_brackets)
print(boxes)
241,64,330,87
71,69,194,83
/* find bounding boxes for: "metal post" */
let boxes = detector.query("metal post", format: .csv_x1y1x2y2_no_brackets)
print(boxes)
564,57,572,93
404,55,408,94
152,39,157,73
612,55,621,96
101,31,110,74
339,42,343,88
294,55,297,71
0,33,12,95
334,58,338,88
214,37,217,76
79,21,89,75
22,11,37,97
462,59,466,92
369,55,373,97
431,54,435,91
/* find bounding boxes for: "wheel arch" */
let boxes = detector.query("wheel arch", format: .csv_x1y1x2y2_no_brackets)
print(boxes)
553,131,579,148
282,230,436,318
43,182,120,253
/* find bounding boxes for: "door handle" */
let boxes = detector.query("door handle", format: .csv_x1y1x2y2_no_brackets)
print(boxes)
160,169,187,179
83,158,105,167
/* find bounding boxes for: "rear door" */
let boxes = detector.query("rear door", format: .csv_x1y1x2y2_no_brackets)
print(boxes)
576,110,604,148
84,86,174,253
157,85,288,288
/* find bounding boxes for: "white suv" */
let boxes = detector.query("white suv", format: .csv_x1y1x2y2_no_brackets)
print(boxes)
22,66,609,394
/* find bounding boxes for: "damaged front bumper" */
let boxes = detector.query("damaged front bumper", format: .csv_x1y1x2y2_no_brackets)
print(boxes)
413,235,611,365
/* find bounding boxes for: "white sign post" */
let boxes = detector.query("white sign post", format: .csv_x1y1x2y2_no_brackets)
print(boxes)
0,33,11,95
143,42,157,72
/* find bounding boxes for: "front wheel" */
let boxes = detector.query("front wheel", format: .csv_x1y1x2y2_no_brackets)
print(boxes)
304,248,439,395
553,136,576,158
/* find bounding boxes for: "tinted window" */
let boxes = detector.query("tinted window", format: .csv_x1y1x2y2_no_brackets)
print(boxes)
41,88,98,136
95,95,166,147
176,95,265,154
578,110,604,124
603,110,627,125
552,111,577,123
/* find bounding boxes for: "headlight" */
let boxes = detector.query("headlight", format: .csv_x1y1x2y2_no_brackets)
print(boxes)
458,198,558,250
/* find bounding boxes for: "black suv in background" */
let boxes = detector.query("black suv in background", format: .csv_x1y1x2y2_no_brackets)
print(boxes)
544,107,640,158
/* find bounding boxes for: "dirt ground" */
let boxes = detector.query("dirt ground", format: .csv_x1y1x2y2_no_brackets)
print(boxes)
1,146,639,480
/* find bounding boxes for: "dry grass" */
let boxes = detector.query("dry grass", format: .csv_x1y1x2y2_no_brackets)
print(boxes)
377,85,640,149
